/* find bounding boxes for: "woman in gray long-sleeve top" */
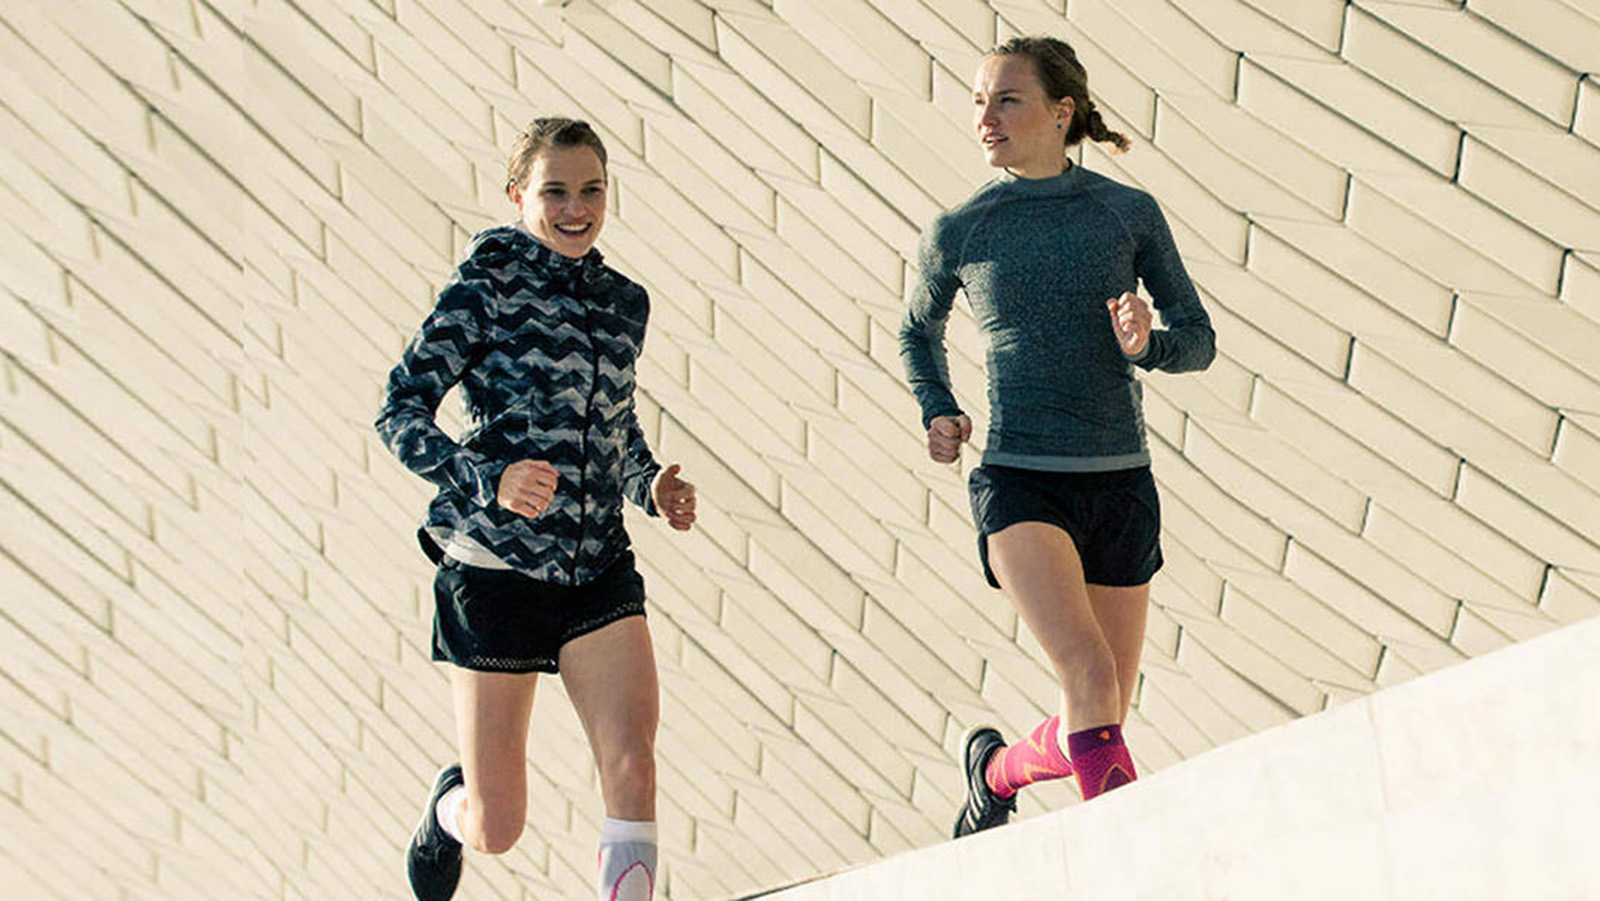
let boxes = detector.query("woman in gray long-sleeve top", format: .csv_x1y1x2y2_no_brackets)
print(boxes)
900,36,1215,838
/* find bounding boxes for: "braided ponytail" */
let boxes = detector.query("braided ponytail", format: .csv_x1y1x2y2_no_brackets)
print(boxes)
990,36,1131,154
1081,99,1131,153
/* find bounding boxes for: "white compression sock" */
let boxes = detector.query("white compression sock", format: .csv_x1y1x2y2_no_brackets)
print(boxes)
435,785,468,844
597,817,657,901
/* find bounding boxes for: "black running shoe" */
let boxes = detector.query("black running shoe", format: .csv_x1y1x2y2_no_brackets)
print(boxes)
952,725,1015,838
407,764,465,901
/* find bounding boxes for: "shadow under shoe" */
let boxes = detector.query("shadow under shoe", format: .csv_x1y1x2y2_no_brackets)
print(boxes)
952,726,1017,838
407,764,465,901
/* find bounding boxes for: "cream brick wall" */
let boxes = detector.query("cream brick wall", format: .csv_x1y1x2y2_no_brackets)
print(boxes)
0,0,1595,898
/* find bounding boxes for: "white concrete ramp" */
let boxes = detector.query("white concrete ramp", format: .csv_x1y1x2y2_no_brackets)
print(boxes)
756,615,1600,901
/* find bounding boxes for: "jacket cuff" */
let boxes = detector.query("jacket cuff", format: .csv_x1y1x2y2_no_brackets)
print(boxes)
642,463,666,517
466,454,510,509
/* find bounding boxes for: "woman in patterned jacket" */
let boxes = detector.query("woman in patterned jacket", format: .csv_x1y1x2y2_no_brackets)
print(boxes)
376,117,694,901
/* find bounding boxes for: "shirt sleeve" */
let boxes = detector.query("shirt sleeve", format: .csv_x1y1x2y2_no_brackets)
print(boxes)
619,397,663,516
618,297,663,515
1129,193,1216,373
899,218,966,429
374,266,508,509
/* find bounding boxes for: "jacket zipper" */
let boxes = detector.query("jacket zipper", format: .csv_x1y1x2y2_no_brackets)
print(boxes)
571,275,601,582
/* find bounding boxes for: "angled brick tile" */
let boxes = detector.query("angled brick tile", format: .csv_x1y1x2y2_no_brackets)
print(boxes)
1074,0,1239,99
1359,1,1581,127
717,10,874,138
1250,215,1454,337
670,57,821,179
1554,413,1600,493
1468,0,1600,78
1152,96,1331,221
1456,462,1600,571
1240,53,1457,177
1451,293,1600,414
1357,171,1565,295
1459,136,1600,254
777,0,930,96
1226,0,1347,52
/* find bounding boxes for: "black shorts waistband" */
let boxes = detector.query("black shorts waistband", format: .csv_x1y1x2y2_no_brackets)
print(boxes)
977,463,1151,491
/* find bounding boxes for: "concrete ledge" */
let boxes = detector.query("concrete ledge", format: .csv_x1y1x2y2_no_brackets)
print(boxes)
755,615,1600,900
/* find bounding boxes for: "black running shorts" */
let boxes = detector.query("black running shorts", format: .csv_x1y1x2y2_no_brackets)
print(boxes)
967,464,1163,589
431,551,647,674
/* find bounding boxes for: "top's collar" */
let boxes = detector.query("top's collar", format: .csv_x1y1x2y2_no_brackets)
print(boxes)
509,221,605,271
993,159,1084,196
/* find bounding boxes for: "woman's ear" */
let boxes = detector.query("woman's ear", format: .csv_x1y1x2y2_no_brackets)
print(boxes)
1058,97,1075,129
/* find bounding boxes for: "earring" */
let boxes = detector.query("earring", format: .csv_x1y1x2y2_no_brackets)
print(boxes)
1056,123,1063,130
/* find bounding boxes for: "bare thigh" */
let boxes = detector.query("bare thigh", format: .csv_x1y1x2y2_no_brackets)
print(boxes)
559,615,660,821
986,521,1122,731
451,667,539,853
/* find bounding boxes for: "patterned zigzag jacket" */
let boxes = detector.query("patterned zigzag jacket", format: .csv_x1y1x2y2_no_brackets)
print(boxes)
376,225,662,585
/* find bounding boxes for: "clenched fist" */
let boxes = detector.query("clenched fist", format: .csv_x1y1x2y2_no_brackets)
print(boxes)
927,413,972,464
1107,291,1153,357
497,459,558,518
653,464,697,532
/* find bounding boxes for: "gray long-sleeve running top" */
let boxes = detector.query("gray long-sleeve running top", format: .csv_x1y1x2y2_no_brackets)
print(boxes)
900,163,1215,471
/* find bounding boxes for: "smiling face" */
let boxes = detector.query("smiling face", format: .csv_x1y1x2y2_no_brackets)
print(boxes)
511,144,607,258
972,53,1074,179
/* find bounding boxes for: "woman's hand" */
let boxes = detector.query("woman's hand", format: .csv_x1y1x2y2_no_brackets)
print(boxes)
927,414,972,464
653,464,697,531
1107,291,1153,357
497,459,559,518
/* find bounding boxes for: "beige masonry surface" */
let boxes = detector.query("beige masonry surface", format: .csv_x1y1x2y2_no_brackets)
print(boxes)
0,0,1596,898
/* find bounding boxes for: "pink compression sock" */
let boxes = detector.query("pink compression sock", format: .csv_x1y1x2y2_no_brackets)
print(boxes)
984,715,1074,799
1066,723,1137,800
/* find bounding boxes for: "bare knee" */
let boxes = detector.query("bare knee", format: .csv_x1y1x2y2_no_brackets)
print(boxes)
1056,645,1121,706
463,797,525,855
598,746,656,812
